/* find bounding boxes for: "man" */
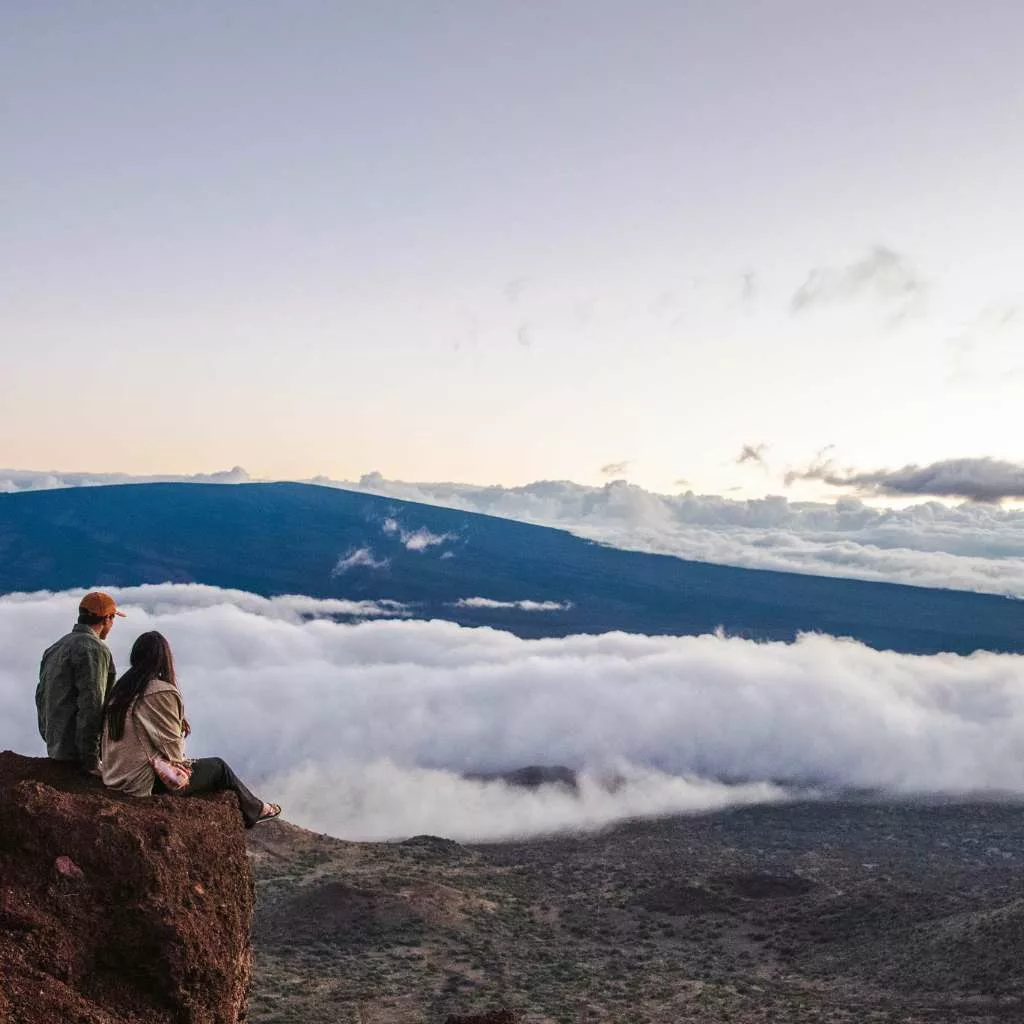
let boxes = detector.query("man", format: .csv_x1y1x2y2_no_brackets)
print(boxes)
36,591,124,774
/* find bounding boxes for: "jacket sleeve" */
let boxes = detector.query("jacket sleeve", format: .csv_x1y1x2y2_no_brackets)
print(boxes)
71,642,112,764
35,669,46,741
136,690,187,762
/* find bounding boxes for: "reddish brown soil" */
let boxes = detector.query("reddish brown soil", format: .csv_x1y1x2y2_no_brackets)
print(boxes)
0,751,255,1024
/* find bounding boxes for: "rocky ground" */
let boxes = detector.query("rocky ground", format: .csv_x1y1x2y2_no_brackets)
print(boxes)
247,798,1024,1023
0,752,254,1024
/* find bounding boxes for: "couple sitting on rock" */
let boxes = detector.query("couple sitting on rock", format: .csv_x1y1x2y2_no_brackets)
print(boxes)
35,591,281,828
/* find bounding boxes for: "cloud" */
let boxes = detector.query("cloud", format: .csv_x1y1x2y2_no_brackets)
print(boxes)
0,467,251,493
382,518,455,552
339,473,1024,598
332,548,389,574
0,584,408,622
782,448,838,489
790,246,925,318
5,586,1024,842
60,583,409,621
600,461,631,478
271,761,783,843
736,443,768,468
452,598,571,612
792,457,1024,504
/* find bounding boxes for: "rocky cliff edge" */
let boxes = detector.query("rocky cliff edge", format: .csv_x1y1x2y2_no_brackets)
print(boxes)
0,751,254,1024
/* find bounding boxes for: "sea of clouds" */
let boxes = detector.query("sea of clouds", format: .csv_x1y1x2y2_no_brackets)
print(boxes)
4,468,1024,596
4,584,1024,842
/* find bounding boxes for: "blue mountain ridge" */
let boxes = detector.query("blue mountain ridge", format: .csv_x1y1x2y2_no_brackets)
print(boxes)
0,481,1019,655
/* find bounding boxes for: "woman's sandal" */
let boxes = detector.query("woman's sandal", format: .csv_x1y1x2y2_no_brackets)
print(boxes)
254,803,282,825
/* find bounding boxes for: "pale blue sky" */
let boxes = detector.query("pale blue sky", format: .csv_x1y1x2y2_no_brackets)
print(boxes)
3,2,1023,496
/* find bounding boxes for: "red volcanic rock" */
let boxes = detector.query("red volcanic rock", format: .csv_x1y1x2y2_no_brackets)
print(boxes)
54,855,84,879
0,752,255,1024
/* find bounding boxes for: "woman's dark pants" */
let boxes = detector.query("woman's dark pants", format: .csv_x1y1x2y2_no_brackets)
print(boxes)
157,756,265,828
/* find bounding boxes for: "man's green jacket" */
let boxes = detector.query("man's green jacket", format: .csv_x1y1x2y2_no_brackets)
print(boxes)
36,624,116,764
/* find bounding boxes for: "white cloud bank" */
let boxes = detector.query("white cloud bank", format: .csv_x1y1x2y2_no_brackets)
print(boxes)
339,474,1024,598
0,467,251,492
18,583,409,621
4,585,1024,842
4,468,1024,596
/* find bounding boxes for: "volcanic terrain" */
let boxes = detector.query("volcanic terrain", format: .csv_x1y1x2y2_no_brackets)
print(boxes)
246,798,1024,1023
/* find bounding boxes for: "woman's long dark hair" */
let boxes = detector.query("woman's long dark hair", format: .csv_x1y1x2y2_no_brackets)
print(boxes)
103,631,177,741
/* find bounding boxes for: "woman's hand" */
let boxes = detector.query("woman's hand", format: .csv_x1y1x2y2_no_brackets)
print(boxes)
182,717,191,738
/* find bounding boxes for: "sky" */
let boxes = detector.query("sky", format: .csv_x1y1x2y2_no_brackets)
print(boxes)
3,2,1024,499
5,584,1024,841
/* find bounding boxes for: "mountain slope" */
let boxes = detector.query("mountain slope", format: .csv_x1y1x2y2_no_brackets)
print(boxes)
0,481,1020,654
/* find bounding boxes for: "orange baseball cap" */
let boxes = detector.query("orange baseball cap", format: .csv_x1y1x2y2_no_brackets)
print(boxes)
79,591,126,618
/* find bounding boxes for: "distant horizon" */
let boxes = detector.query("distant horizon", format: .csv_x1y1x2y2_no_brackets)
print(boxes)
3,460,1024,512
4,464,1024,600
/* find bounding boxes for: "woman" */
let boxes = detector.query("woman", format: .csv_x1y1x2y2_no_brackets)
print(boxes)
101,631,280,828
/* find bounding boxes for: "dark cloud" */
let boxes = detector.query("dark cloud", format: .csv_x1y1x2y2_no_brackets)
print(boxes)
792,456,1024,503
600,461,631,478
736,443,768,468
790,246,925,316
783,446,834,488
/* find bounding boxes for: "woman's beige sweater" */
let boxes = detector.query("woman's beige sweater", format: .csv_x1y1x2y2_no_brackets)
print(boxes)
101,677,187,797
